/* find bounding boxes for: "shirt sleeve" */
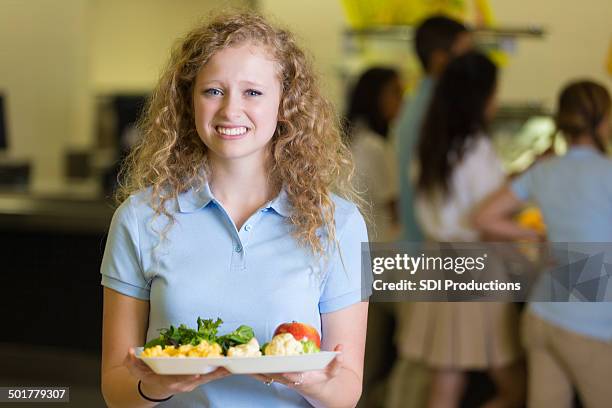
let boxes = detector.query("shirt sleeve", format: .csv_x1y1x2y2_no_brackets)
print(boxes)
100,197,150,300
510,167,534,201
319,206,371,313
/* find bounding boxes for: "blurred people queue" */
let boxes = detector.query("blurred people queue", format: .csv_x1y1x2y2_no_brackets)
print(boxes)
378,12,612,408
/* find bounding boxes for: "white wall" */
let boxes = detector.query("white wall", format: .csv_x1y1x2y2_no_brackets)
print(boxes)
490,0,612,108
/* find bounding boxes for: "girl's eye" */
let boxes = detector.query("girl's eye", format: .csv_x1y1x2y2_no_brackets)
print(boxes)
246,89,262,97
204,88,223,96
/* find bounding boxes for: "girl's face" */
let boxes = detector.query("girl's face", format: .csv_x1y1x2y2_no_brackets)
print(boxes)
379,76,403,122
484,85,499,123
193,43,282,165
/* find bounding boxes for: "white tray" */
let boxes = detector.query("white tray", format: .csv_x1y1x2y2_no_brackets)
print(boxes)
136,347,339,374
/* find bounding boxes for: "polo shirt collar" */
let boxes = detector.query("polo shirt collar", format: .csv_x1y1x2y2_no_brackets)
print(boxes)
177,183,215,213
566,145,600,157
177,182,291,218
266,188,291,218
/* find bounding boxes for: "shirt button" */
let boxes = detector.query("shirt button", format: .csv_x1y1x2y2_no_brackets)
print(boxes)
235,245,243,253
244,224,252,232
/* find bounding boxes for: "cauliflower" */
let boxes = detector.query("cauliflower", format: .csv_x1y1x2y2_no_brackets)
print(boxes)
227,338,262,357
264,333,305,356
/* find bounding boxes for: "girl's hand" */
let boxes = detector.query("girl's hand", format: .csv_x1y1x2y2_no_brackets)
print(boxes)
124,347,230,400
251,344,344,393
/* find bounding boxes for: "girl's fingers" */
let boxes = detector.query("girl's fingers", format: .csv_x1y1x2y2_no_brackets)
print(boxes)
124,348,149,375
250,373,295,387
250,374,267,381
326,344,344,377
279,372,306,385
194,367,231,384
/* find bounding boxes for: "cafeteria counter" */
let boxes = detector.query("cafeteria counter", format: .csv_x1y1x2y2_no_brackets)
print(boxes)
0,190,115,352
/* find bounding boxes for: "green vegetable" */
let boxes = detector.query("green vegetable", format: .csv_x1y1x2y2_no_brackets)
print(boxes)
301,340,320,354
197,317,223,343
260,342,269,354
144,318,223,349
218,325,255,353
143,337,165,349
143,317,256,356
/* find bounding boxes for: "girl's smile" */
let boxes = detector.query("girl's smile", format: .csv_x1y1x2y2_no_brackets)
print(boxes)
215,125,250,139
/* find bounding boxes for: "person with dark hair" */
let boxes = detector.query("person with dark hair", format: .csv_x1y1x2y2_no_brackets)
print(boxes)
476,80,612,408
347,66,402,242
395,52,525,408
395,14,472,244
345,67,402,407
387,15,472,408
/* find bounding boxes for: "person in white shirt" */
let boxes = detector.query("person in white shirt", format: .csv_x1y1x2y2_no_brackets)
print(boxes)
346,67,403,242
345,67,403,406
397,51,526,408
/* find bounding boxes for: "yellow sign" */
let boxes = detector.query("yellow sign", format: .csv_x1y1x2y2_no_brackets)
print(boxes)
341,0,468,28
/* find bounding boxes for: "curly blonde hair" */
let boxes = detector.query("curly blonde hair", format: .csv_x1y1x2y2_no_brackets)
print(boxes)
117,11,361,256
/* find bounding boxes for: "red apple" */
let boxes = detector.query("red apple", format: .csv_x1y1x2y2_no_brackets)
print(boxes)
274,321,321,348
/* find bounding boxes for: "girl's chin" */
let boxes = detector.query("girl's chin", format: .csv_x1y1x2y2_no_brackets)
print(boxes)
206,148,268,163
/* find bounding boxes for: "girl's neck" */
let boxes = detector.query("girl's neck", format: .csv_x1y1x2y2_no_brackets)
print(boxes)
207,154,275,209
569,133,600,148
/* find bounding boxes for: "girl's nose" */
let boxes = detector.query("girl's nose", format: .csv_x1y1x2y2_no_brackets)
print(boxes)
219,94,242,119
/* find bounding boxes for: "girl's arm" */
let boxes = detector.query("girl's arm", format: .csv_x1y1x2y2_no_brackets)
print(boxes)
473,186,539,241
101,288,228,408
101,287,156,408
304,301,368,408
254,301,368,408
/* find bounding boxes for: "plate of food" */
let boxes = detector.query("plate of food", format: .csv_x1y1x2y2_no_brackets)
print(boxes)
136,318,339,374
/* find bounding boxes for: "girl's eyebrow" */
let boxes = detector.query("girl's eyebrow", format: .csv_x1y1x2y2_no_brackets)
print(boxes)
240,80,266,88
199,79,223,86
198,79,267,88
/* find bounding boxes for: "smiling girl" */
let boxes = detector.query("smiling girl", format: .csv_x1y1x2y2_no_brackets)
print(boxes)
100,12,369,408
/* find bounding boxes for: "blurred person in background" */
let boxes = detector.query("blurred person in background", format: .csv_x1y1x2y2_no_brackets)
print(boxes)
394,15,472,243
345,66,403,407
393,52,526,408
387,17,472,408
476,80,612,408
346,66,402,242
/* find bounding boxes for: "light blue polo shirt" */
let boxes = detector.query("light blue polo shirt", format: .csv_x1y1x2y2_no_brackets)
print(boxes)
395,77,435,242
511,145,612,340
101,183,369,407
